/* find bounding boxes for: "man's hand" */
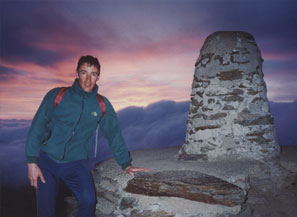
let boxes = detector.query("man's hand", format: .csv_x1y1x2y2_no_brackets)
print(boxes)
125,166,151,176
27,163,45,189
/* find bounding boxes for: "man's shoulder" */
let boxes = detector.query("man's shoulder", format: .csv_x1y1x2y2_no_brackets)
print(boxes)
46,87,66,97
99,94,112,106
98,94,118,115
99,94,108,101
42,87,67,104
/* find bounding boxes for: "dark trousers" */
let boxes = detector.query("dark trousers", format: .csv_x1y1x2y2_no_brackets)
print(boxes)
36,152,96,217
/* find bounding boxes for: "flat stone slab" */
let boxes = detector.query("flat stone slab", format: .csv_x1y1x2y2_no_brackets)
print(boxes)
124,170,246,207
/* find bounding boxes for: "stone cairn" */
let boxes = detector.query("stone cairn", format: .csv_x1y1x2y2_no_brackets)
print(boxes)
178,31,280,162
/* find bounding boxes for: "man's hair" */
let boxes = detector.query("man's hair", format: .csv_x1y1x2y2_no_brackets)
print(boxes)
76,55,101,74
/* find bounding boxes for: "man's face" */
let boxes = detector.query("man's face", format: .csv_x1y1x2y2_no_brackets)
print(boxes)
77,63,100,92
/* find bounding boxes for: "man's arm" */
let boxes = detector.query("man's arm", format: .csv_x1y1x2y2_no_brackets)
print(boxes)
99,97,150,175
25,89,57,187
25,89,56,163
99,98,132,170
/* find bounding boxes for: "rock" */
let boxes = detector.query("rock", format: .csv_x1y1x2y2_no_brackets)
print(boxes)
179,31,280,162
124,170,246,207
63,146,297,217
130,209,174,217
64,196,76,217
86,147,247,217
120,197,137,210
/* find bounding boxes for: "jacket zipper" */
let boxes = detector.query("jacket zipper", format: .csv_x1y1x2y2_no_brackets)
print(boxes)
61,93,86,160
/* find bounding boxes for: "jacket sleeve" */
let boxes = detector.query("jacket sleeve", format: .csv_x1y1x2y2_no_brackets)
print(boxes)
25,89,57,163
99,97,132,170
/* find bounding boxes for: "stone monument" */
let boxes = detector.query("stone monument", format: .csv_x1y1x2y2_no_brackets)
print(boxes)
178,31,280,162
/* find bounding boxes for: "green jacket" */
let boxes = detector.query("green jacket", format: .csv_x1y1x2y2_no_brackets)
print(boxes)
25,79,132,170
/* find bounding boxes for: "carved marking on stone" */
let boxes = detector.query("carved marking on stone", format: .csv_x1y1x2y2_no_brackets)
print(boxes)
194,125,221,131
202,107,213,112
246,131,265,137
223,95,244,102
218,69,243,80
223,105,235,110
208,113,227,120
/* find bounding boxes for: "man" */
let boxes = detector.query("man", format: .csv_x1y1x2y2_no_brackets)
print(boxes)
26,55,149,217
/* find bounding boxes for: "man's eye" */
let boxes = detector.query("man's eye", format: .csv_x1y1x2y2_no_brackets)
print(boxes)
80,71,86,75
92,72,98,76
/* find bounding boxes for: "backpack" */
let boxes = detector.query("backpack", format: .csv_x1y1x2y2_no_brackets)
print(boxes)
53,87,106,158
54,87,106,117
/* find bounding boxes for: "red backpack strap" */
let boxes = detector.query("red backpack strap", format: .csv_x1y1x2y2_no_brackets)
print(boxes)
54,87,69,108
96,94,106,117
94,94,106,158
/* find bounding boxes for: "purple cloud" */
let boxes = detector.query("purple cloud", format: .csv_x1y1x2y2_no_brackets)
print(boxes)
0,100,297,188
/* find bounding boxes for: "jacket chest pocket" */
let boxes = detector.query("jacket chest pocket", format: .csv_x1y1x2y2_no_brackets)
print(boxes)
76,107,101,132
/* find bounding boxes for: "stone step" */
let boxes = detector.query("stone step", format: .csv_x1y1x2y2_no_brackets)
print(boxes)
124,170,246,207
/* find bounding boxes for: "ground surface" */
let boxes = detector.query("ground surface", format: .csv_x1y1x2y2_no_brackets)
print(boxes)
235,146,297,217
92,145,297,217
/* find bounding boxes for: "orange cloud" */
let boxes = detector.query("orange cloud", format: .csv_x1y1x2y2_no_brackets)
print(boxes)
262,51,297,61
2,31,296,119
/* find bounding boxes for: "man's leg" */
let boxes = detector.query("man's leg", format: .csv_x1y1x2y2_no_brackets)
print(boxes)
61,162,96,217
36,153,59,217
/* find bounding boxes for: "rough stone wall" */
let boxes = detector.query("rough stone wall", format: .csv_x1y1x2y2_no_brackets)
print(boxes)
178,31,280,161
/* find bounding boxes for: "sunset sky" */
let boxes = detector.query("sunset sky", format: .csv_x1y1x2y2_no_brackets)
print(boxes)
1,0,297,119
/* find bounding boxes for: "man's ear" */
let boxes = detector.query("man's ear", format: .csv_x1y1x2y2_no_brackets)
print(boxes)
96,74,100,82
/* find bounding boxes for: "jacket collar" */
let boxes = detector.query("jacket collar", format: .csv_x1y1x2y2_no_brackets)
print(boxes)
70,78,98,97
